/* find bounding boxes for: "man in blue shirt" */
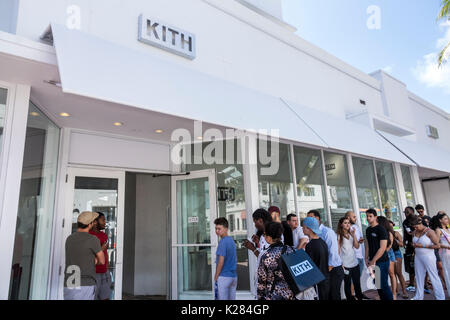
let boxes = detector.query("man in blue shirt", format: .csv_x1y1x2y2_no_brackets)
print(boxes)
214,217,237,300
307,210,344,300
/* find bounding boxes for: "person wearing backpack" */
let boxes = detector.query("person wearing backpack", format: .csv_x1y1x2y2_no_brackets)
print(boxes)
257,222,295,300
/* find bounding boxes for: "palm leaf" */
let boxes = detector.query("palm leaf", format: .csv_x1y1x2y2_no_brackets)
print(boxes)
438,42,450,67
437,0,450,20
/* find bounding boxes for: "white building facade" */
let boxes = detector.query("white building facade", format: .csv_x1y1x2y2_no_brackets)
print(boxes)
0,0,449,300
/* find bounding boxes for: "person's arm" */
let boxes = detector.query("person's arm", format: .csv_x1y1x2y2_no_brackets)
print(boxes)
387,233,393,251
425,230,441,250
337,236,341,255
214,256,225,282
395,232,404,247
296,238,308,250
243,238,259,257
326,230,340,271
350,228,360,249
95,250,105,266
369,239,387,266
365,239,370,267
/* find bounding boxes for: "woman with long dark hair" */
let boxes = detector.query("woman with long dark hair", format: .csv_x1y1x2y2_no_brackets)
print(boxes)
377,216,397,300
430,212,450,296
337,217,364,300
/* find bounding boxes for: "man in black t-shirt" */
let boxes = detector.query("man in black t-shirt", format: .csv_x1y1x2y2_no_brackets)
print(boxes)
365,209,393,301
415,204,431,227
402,206,416,291
303,217,329,300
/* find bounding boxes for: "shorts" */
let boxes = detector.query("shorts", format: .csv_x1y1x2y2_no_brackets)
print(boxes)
394,250,403,260
435,249,441,263
95,272,112,300
388,249,396,263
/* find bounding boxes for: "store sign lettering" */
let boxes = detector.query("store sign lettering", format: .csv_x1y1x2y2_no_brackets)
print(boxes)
138,14,196,60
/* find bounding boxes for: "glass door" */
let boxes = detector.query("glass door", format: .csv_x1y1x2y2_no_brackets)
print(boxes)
62,168,124,300
171,169,217,300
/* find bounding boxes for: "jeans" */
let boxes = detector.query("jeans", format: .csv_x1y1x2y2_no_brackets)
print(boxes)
216,276,237,300
376,260,393,300
329,266,345,300
343,265,363,300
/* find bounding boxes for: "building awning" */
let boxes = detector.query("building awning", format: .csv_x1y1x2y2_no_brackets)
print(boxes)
50,24,326,148
281,100,415,165
378,131,450,173
50,24,414,165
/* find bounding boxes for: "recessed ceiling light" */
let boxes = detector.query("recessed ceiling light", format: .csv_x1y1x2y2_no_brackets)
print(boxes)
113,122,124,126
197,136,203,140
155,129,163,133
59,112,70,117
30,112,40,117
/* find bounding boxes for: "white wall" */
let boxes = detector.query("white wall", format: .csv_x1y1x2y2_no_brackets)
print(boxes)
134,174,170,296
422,178,450,216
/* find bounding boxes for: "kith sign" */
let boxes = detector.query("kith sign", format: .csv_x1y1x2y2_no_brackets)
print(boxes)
138,14,196,60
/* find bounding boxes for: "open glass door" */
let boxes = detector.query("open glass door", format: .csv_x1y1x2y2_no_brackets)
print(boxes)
171,169,217,300
62,168,124,300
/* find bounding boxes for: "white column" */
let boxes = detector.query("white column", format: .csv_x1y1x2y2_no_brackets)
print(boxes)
346,154,362,230
410,166,425,208
394,163,407,221
0,84,30,299
241,132,259,298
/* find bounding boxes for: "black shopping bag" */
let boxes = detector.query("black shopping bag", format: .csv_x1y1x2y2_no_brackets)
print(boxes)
279,247,325,294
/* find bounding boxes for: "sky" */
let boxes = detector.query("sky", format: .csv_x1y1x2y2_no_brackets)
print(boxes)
282,0,450,113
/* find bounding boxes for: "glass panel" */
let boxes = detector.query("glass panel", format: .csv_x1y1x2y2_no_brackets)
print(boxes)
293,146,327,224
401,165,416,207
176,177,211,244
0,88,7,158
9,102,60,300
257,141,296,219
177,246,212,298
324,152,353,230
72,177,119,300
352,157,381,234
183,140,249,290
375,161,402,231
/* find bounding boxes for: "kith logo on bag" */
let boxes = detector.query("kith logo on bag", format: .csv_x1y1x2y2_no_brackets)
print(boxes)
290,261,313,277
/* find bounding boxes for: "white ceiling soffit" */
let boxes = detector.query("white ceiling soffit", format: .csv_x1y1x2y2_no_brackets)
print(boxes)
50,23,326,148
377,131,450,174
281,99,415,166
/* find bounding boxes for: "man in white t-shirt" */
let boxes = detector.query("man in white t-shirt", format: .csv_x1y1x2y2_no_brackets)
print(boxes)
286,213,309,250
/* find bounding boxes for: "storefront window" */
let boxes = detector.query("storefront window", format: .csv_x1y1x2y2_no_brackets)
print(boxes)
352,157,381,233
375,161,402,231
257,141,296,219
9,102,60,299
323,152,353,231
0,88,7,157
401,165,416,207
293,146,327,224
183,139,249,291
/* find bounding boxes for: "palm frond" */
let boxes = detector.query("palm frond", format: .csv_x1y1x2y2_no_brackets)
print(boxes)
437,0,450,20
438,41,450,67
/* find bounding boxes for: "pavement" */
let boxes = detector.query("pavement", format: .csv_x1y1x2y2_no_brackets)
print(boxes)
363,287,450,300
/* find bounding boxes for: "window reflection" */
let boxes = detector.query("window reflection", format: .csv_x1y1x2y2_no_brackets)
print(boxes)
293,146,327,224
323,152,353,230
401,165,416,207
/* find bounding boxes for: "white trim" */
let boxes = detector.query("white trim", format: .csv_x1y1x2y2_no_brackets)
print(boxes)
289,144,299,217
320,149,332,228
347,154,362,231
0,83,30,299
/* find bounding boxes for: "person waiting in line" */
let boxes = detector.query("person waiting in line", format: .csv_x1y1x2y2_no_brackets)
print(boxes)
389,220,408,299
402,206,417,292
430,212,450,296
213,217,238,300
303,217,330,300
344,211,365,273
415,204,434,294
64,211,105,300
336,217,365,300
268,206,285,244
307,210,344,300
377,216,398,300
410,216,445,300
286,213,309,250
365,209,393,300
89,212,111,300
257,222,295,300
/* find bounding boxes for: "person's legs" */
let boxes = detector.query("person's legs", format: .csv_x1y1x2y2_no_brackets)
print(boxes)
395,258,407,296
343,270,354,300
376,260,393,300
388,261,397,300
350,265,364,300
413,255,425,300
317,276,330,300
329,266,344,300
229,277,238,300
64,286,96,300
441,250,450,296
217,276,232,300
424,255,445,300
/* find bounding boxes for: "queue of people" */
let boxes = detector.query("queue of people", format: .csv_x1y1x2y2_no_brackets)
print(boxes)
245,205,450,301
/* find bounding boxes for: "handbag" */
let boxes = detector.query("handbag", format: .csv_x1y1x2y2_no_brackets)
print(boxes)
279,246,326,295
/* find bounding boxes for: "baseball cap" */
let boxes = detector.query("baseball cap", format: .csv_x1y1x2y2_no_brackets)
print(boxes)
303,217,322,236
77,211,99,225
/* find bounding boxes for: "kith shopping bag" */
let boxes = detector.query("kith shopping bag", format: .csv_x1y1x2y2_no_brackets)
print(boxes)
279,247,326,294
